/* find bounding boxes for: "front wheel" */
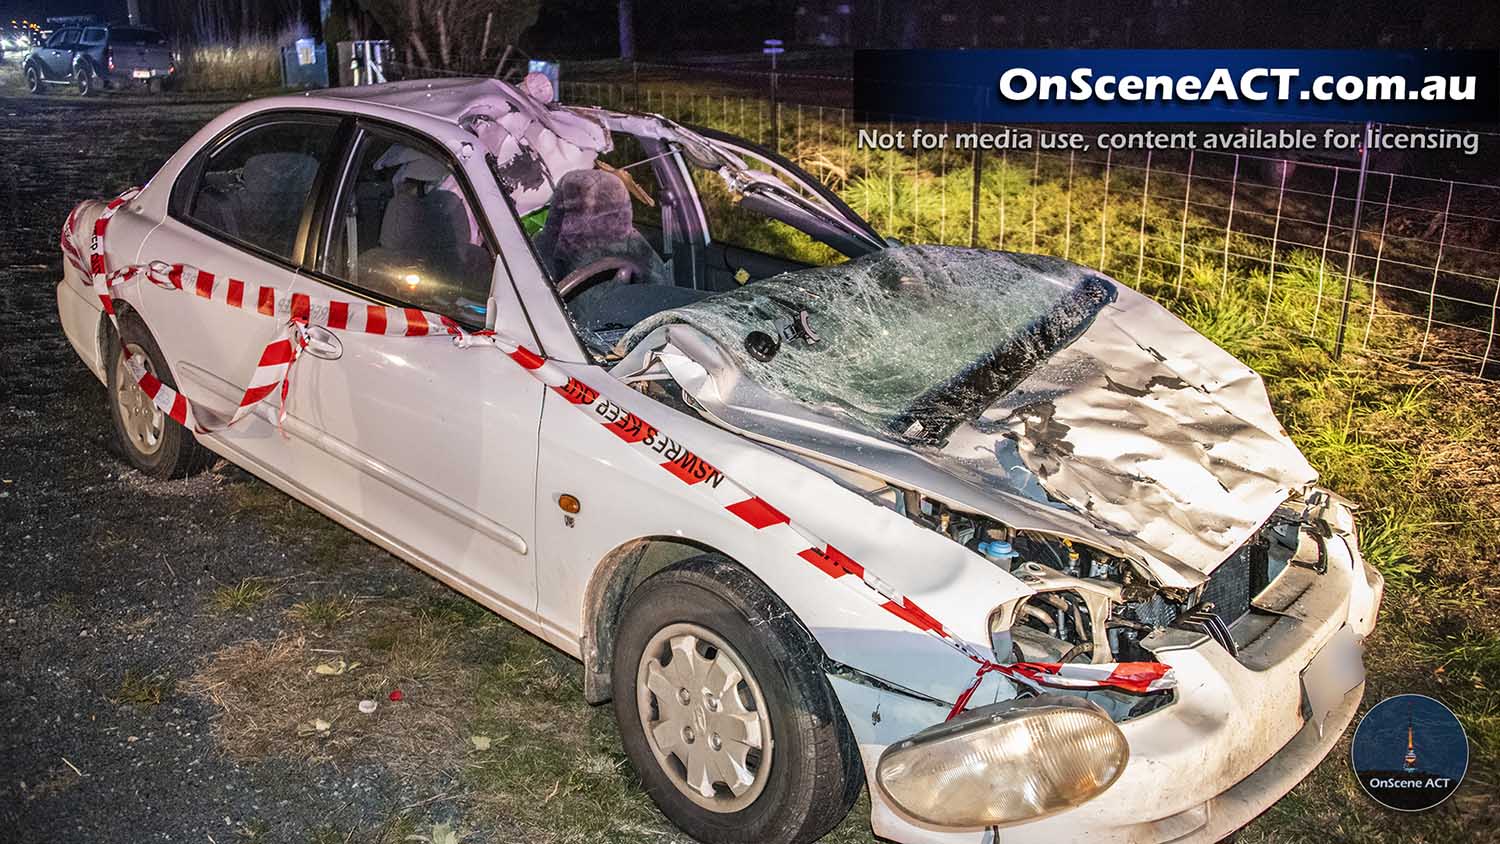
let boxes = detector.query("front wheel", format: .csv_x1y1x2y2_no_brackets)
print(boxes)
25,64,44,94
612,557,862,844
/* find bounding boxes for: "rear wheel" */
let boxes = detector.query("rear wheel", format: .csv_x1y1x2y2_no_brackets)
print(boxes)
105,313,210,478
74,64,97,96
147,78,163,94
24,64,44,94
612,557,862,844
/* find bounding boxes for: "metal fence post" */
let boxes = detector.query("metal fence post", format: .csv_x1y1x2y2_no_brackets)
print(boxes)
769,70,780,152
969,128,983,248
1418,182,1455,362
1220,155,1239,299
1333,122,1372,360
1263,163,1289,323
1137,149,1153,285
1063,150,1075,260
1311,167,1341,333
1360,176,1395,350
1099,148,1112,271
998,147,1008,250
632,61,640,110
1175,149,1193,294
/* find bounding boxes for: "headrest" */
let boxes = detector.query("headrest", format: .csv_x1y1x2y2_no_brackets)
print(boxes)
242,153,318,194
551,169,633,243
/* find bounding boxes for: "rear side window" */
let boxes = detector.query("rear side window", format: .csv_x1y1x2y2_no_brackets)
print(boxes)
54,29,80,47
181,119,342,263
82,28,106,45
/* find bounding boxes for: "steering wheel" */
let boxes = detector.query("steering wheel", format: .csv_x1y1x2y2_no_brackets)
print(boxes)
555,255,653,300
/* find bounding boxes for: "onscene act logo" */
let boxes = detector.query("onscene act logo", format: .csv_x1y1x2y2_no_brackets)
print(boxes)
1351,694,1469,812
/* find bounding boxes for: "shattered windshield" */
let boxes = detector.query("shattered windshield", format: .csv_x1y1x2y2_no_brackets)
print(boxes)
623,245,1116,441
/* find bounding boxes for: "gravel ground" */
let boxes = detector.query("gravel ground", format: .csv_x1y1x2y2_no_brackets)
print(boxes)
0,74,490,843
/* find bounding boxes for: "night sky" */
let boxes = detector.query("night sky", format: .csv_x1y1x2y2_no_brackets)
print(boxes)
3,1,1492,55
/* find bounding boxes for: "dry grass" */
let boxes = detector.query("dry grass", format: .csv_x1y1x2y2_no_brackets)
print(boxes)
185,603,500,776
179,38,283,92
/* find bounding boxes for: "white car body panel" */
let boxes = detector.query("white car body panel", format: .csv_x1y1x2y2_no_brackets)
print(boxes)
53,79,1384,844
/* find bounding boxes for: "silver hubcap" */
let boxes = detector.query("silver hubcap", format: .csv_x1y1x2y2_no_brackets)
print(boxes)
636,622,773,812
114,343,165,456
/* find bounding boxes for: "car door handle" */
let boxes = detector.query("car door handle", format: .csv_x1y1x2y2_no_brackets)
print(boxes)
301,325,343,360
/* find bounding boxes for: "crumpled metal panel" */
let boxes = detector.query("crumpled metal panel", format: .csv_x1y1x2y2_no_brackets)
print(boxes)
322,80,609,217
938,285,1317,578
614,247,1317,587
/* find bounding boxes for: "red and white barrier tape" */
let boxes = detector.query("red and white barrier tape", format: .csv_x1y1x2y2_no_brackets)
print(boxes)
73,189,464,433
460,333,1177,712
74,188,1175,712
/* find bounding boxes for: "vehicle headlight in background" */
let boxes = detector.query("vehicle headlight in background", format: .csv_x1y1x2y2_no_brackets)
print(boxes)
876,695,1128,828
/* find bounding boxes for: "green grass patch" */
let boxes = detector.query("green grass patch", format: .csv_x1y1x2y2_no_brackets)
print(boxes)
288,595,357,629
115,668,171,708
211,577,278,613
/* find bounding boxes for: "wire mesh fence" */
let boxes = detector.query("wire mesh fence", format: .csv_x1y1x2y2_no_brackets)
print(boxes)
381,59,1500,381
555,78,1500,381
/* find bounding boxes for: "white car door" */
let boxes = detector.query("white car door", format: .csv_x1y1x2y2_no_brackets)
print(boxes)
283,122,543,622
134,112,345,476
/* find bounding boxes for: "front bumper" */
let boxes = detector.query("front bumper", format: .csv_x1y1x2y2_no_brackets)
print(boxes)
831,522,1383,844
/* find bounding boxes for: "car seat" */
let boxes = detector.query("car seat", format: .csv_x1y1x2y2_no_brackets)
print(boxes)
358,150,491,303
192,152,319,257
239,152,320,255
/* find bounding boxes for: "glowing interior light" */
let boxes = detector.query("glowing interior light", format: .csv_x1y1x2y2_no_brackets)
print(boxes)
403,273,422,288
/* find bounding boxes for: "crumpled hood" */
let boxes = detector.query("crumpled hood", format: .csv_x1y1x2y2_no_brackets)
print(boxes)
934,284,1317,573
616,246,1317,584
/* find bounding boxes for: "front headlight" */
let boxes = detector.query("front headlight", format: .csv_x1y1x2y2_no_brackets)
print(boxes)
876,695,1128,828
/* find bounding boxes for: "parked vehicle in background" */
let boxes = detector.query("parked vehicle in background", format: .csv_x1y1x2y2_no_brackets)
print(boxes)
1,26,37,54
23,23,176,95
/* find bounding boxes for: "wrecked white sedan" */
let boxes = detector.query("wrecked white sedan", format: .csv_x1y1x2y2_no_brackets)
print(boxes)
57,78,1382,844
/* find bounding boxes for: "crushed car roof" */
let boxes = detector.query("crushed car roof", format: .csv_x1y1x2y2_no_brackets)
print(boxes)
311,77,542,124
311,78,609,215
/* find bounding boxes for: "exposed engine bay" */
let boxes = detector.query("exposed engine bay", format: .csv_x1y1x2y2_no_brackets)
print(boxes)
866,484,1326,719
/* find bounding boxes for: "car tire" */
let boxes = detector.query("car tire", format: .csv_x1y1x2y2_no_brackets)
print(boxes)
148,78,163,94
105,313,211,479
75,64,97,96
612,556,862,844
25,64,44,94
